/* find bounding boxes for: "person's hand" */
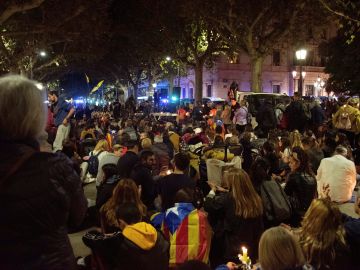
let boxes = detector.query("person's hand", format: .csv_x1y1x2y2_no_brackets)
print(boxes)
207,181,217,191
216,185,229,192
62,118,68,126
226,262,238,269
319,183,330,198
271,174,281,182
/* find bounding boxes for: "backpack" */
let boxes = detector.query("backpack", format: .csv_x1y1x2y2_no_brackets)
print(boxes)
260,180,292,225
335,112,352,130
88,151,103,176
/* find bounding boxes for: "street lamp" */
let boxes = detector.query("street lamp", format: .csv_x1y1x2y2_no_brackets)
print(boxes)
314,76,325,96
292,70,297,94
295,49,307,96
39,51,47,57
165,56,171,61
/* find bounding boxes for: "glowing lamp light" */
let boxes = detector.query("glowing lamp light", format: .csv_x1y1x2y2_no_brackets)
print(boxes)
161,98,169,103
39,51,47,57
295,49,307,60
35,83,44,90
152,83,157,88
166,56,171,61
301,71,306,78
95,101,99,106
292,71,297,78
171,96,178,101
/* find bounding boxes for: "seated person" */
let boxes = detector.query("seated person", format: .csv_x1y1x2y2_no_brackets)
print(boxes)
96,164,120,211
151,189,212,267
156,153,196,211
83,202,169,270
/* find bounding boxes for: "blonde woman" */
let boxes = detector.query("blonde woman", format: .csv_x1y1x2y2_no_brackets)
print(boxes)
81,139,110,182
299,198,354,270
257,226,312,270
204,168,263,265
100,178,147,233
289,130,303,149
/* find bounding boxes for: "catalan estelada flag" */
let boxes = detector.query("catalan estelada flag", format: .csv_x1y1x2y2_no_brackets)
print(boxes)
85,73,90,84
90,80,104,94
151,203,212,266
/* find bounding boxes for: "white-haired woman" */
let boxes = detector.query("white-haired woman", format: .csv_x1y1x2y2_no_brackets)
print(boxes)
0,75,87,269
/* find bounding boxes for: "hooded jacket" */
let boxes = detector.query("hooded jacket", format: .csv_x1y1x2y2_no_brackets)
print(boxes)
83,222,169,270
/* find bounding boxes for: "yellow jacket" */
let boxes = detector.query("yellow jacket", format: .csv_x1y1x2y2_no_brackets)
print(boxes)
332,105,360,134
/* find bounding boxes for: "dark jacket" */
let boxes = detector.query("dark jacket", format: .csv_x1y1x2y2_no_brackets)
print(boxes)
151,143,170,175
204,192,263,264
285,100,307,132
0,142,87,270
131,163,157,209
256,102,277,129
117,151,139,178
157,173,196,211
96,175,121,210
343,214,360,264
306,148,324,173
310,105,326,125
284,171,317,226
83,224,169,270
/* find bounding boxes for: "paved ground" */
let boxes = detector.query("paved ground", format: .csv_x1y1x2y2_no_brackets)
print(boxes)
68,182,360,258
69,182,96,258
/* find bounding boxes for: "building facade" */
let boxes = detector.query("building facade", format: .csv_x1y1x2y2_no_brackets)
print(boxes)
178,29,336,99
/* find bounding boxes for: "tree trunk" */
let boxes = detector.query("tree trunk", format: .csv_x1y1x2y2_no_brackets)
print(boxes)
194,61,204,103
169,74,175,96
250,56,264,93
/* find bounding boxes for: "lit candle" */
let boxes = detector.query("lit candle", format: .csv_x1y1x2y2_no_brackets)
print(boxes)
242,246,248,260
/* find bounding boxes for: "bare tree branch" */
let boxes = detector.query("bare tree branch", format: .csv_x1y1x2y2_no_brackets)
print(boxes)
318,0,360,23
0,0,46,25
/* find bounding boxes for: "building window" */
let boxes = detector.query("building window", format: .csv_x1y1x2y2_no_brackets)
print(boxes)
305,85,315,96
207,85,212,97
306,50,315,66
189,88,194,99
182,88,186,98
272,85,281,93
273,50,281,66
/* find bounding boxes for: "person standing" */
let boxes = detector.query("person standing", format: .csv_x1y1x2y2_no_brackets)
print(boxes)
256,100,277,138
332,98,360,148
48,90,75,152
233,100,248,134
284,92,307,133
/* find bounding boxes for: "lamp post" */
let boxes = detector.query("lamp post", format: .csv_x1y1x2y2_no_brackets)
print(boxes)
292,70,297,94
295,49,307,96
314,76,325,96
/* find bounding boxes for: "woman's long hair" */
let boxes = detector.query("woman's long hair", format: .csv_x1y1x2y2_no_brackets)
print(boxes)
299,198,347,269
259,226,305,270
289,130,303,149
94,139,110,152
290,146,314,176
100,179,146,232
223,168,263,218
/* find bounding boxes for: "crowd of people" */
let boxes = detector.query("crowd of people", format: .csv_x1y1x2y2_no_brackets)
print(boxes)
1,74,360,270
